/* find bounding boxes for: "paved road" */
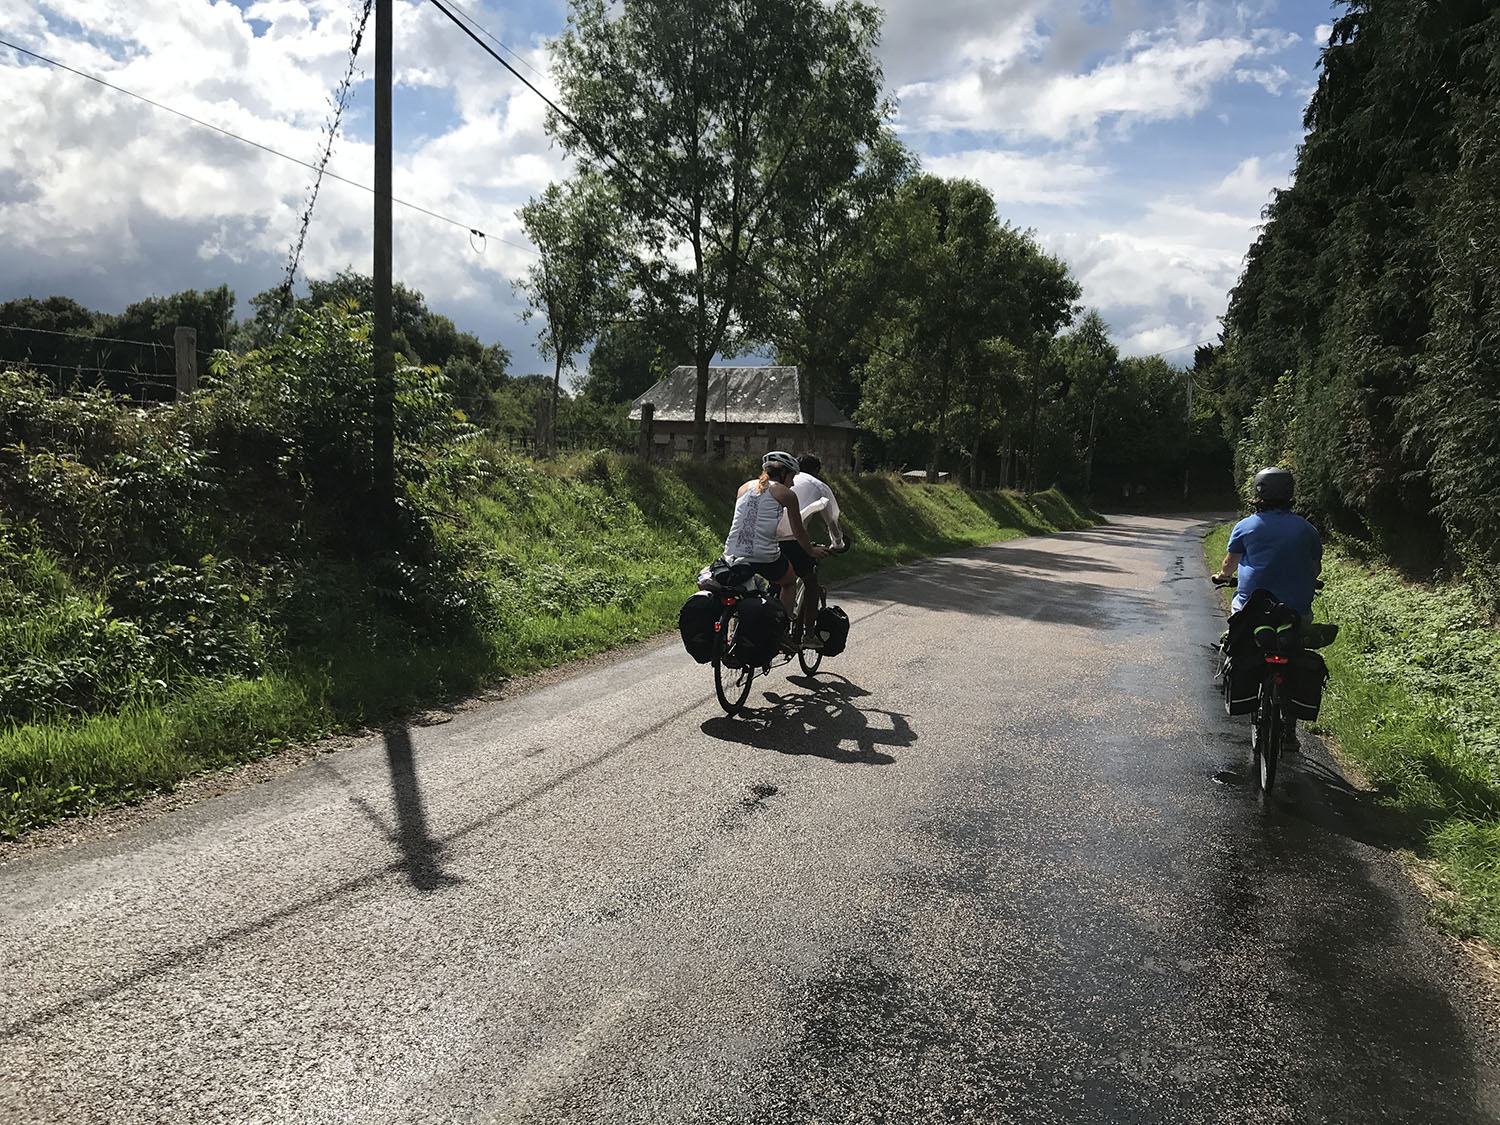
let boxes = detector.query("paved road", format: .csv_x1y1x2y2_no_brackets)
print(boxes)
3,515,1497,1124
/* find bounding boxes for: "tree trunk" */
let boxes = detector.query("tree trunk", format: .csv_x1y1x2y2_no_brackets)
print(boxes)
1001,420,1012,490
927,348,952,483
800,363,817,452
969,427,981,488
1026,354,1041,495
693,350,711,456
546,352,564,458
1083,396,1097,498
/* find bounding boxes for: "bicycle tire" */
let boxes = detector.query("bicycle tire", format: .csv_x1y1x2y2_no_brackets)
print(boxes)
713,612,754,715
792,574,824,676
1254,701,1282,794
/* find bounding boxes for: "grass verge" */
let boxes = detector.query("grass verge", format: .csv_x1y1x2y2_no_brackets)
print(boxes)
0,458,1097,839
1205,523,1500,943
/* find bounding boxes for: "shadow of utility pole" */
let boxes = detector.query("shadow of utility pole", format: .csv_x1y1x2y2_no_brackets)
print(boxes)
380,723,463,894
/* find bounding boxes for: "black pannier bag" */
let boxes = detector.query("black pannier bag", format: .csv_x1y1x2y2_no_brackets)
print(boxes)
729,594,788,669
1222,655,1260,716
678,591,720,664
815,605,850,657
1285,649,1328,721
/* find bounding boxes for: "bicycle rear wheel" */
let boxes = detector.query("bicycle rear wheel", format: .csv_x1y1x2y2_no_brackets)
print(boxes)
797,646,823,675
1252,701,1282,794
713,613,754,715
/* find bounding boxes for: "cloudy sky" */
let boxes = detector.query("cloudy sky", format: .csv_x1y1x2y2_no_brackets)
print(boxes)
0,0,1336,377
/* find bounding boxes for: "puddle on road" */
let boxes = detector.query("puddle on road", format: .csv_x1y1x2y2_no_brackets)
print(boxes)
1212,770,1245,787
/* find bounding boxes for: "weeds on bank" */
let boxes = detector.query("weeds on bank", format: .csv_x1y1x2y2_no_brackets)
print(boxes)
1205,523,1500,943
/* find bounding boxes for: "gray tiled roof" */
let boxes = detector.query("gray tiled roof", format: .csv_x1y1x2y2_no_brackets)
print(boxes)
628,366,855,428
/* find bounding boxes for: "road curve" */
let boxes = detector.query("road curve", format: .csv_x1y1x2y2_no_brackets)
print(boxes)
2,515,1497,1124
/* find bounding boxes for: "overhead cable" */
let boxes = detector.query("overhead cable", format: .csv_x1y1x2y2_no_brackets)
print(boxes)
0,36,537,256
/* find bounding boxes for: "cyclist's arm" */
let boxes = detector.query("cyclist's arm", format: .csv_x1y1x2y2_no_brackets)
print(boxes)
1215,550,1241,583
770,483,826,558
822,488,845,549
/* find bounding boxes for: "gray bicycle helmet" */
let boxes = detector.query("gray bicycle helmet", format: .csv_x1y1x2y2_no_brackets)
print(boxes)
1253,466,1294,504
763,450,799,474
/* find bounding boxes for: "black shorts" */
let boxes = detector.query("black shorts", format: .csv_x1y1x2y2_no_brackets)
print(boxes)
778,540,817,578
746,555,791,584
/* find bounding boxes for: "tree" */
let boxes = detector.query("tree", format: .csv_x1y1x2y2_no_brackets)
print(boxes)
1054,310,1119,499
579,318,692,403
760,128,909,451
855,176,1078,483
548,0,889,454
516,175,626,456
247,270,510,423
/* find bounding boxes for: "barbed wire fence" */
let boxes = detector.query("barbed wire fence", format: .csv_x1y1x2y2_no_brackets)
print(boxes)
0,322,199,402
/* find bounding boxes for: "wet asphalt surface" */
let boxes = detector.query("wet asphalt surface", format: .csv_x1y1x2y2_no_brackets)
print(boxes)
3,515,1498,1124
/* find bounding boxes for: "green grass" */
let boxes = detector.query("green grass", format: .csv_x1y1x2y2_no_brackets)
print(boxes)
1205,523,1500,942
0,457,1097,839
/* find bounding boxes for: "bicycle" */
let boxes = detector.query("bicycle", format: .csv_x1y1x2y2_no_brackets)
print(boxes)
709,542,847,716
1212,575,1337,794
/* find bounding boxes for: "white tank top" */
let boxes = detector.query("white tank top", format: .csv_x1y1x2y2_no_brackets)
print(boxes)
724,484,783,563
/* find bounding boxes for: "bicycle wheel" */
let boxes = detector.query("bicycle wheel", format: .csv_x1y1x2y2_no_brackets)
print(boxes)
713,613,755,715
798,645,823,676
1253,702,1282,794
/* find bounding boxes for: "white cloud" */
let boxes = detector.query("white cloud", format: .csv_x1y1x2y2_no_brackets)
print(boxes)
891,2,1301,142
923,149,1105,206
1042,154,1290,357
1315,23,1333,45
1235,64,1292,95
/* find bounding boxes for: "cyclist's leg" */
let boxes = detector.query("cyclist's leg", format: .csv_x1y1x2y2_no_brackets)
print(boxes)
801,569,821,635
777,540,817,629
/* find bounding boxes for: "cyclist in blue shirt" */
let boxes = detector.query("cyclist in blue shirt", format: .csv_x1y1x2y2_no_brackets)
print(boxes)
1213,466,1323,752
1212,467,1323,616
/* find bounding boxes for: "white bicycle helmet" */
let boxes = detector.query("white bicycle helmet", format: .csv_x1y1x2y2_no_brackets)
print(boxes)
762,450,799,474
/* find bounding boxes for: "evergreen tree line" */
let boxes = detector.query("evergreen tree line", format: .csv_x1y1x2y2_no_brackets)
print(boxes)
1212,0,1500,590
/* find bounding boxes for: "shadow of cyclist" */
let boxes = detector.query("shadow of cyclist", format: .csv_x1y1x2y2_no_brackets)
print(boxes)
699,673,915,765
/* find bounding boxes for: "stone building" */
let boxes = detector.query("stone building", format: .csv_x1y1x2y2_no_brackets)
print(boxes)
628,365,856,466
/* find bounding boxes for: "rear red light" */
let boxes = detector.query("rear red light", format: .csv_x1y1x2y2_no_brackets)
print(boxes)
1265,655,1290,665
721,597,736,606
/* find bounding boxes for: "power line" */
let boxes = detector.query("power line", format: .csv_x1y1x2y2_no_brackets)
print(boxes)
1154,337,1218,357
439,0,549,82
426,0,699,238
0,36,538,256
0,322,173,350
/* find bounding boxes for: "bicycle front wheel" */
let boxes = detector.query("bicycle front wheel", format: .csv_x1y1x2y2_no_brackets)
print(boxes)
797,645,823,675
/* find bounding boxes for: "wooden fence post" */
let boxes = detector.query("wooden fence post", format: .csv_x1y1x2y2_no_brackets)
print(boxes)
639,402,654,461
174,327,198,398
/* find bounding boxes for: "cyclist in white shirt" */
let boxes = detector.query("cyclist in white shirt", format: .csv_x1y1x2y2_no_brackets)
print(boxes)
775,452,845,649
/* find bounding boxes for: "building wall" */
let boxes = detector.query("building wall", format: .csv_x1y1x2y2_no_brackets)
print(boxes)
647,422,853,467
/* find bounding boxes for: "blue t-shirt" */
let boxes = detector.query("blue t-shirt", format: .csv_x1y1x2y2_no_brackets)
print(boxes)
1227,509,1323,615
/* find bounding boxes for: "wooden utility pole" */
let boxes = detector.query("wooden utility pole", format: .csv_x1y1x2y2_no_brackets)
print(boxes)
372,0,396,542
638,402,655,461
173,327,198,399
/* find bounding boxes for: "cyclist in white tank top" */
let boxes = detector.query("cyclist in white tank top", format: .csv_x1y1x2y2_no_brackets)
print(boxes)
724,451,829,620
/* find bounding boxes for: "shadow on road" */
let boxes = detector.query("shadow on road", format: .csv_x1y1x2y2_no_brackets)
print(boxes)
352,724,463,893
891,546,1163,629
700,673,915,764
